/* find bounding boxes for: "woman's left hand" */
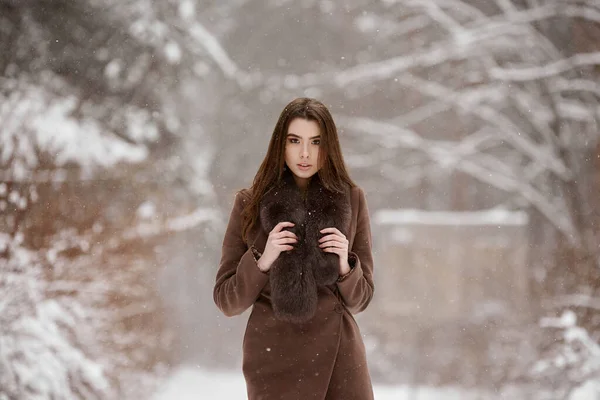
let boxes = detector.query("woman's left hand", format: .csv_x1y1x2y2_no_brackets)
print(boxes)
319,227,351,275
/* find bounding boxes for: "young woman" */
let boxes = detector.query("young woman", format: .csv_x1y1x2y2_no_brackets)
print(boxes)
213,97,375,400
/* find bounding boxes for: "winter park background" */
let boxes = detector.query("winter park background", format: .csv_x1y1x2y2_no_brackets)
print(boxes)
2,0,600,399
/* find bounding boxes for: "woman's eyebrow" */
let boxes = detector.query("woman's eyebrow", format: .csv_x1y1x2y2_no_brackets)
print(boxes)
287,133,321,139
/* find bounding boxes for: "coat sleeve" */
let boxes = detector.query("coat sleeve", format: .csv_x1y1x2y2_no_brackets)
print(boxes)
337,187,375,314
213,190,269,317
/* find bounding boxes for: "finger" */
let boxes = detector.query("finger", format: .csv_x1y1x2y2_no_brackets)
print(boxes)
318,234,345,243
320,243,348,250
323,247,344,256
319,237,346,246
284,245,294,251
274,237,297,245
319,236,348,247
276,230,298,239
272,221,295,233
320,227,343,236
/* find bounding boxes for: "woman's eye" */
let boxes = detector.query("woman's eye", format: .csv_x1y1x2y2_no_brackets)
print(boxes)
288,138,299,144
312,140,321,145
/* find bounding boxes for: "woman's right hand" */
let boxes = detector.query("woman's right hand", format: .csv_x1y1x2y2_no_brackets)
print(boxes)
256,222,297,272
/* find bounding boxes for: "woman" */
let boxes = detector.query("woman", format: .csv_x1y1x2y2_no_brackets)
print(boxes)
213,97,375,400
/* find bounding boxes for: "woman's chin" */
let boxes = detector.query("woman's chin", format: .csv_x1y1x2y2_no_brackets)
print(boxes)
293,169,316,178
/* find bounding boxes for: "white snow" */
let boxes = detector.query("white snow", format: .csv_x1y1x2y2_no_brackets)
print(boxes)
32,98,148,168
0,240,112,399
178,0,195,20
164,41,182,64
136,201,157,220
104,59,122,79
152,365,479,400
1,84,152,180
374,208,528,226
153,365,600,399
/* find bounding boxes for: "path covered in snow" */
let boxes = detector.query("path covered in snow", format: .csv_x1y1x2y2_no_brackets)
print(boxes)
153,365,474,400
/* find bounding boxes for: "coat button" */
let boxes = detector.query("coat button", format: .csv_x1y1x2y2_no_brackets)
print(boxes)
334,304,344,314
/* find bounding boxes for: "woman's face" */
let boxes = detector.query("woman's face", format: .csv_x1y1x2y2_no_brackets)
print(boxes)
284,117,322,188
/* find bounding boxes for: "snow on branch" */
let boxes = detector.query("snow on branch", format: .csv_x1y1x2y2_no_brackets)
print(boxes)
337,110,578,240
490,52,600,82
0,77,154,181
397,74,572,179
424,0,488,21
407,1,466,35
552,77,600,97
285,3,563,89
546,294,600,311
455,157,578,242
276,1,600,93
336,115,426,149
122,206,220,241
564,5,600,24
465,3,600,30
338,115,506,174
533,310,600,394
355,13,431,38
187,22,241,81
0,239,112,399
332,43,472,88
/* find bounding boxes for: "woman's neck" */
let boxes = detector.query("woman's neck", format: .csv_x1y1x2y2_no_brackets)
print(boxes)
293,176,310,192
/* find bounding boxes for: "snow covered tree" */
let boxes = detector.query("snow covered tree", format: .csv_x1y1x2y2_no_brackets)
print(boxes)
0,0,222,398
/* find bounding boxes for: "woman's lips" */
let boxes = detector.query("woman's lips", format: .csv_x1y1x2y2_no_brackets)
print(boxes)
297,164,311,171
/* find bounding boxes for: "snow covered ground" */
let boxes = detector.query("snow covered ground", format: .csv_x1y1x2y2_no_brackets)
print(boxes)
152,365,477,400
153,365,600,400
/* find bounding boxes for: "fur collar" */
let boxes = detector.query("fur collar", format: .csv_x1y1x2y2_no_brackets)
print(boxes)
259,170,351,323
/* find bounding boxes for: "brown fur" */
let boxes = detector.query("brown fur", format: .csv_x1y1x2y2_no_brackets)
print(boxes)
259,169,351,323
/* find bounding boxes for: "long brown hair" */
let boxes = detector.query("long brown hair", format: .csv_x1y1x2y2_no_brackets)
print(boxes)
241,97,356,242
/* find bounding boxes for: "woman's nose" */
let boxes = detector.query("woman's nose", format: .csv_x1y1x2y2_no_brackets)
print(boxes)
301,146,309,158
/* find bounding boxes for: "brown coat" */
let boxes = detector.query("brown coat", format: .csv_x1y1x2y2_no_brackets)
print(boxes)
213,185,375,400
